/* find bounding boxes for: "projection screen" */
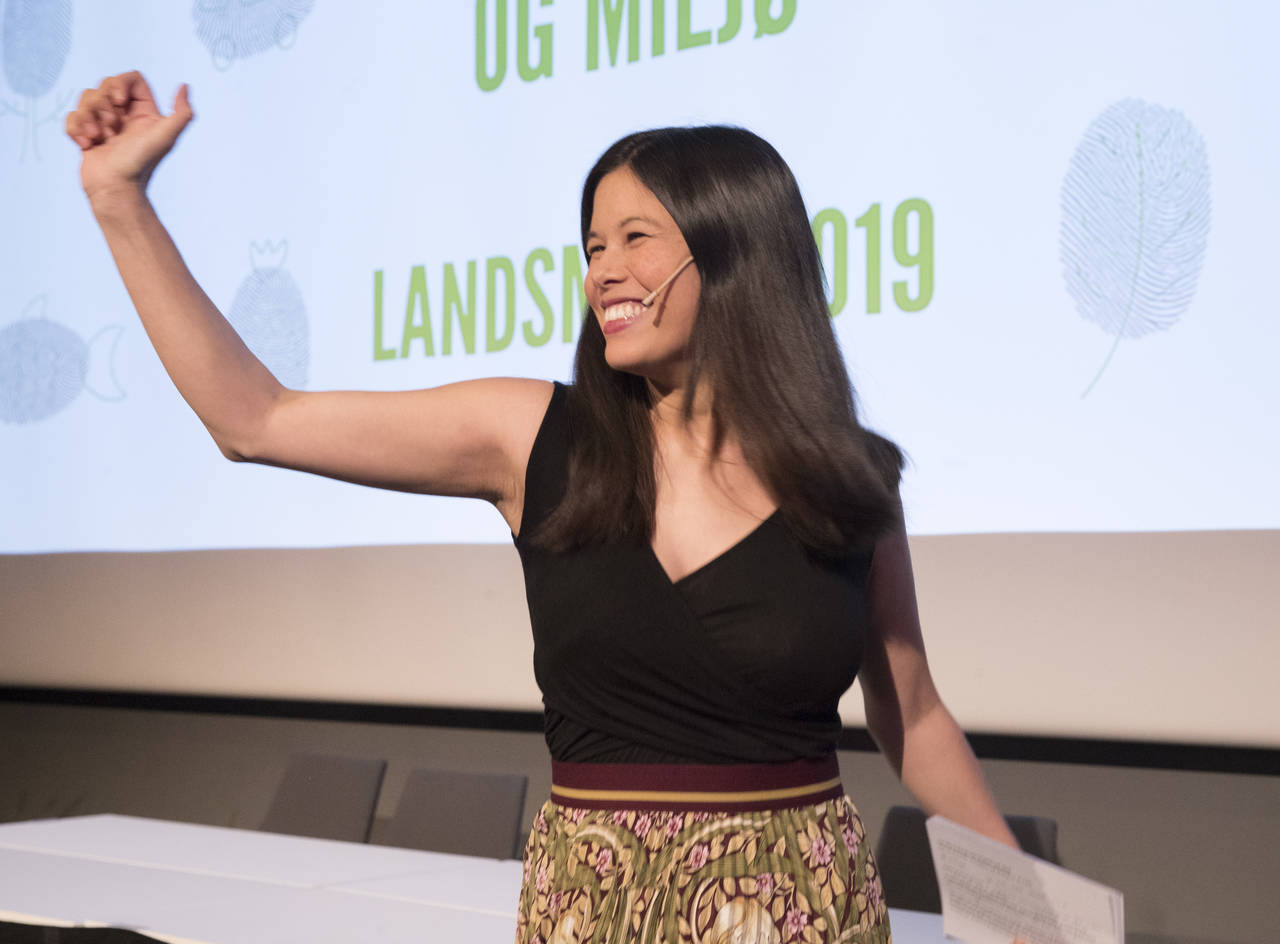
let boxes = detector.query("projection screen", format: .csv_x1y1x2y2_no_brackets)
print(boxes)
2,1,1277,748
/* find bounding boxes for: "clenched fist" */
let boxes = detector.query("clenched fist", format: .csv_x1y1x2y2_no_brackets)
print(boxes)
65,71,193,207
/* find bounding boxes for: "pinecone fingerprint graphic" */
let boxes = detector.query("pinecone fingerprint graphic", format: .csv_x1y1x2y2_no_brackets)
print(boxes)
228,241,309,389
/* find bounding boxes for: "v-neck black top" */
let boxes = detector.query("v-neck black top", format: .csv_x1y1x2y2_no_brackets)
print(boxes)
513,383,875,763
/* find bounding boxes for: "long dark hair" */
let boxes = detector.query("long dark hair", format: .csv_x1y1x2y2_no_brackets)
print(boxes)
535,126,903,556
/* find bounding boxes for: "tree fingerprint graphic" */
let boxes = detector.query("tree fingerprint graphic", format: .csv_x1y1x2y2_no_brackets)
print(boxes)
193,0,314,71
0,296,126,424
1060,99,1211,396
0,0,74,161
227,240,309,389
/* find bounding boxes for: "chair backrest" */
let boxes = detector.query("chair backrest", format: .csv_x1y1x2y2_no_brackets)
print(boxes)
874,805,1061,913
259,752,387,843
382,767,529,860
1007,813,1060,865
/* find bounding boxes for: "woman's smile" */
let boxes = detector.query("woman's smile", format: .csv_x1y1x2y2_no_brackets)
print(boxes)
601,299,646,333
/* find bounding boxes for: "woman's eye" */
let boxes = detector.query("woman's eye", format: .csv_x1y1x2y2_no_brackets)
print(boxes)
626,232,648,242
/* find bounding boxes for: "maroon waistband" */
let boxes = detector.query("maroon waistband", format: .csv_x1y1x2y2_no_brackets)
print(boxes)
549,755,843,812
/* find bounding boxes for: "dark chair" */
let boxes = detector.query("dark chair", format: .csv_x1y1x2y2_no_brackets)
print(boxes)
382,767,529,860
874,805,1060,913
259,752,387,843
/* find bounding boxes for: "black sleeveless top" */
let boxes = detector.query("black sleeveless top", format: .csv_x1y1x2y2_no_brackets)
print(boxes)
513,383,875,763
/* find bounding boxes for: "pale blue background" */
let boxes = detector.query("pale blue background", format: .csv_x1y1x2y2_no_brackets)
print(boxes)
2,1,1277,551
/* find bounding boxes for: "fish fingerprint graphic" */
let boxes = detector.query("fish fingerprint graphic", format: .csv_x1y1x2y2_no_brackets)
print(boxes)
193,0,314,71
227,240,309,389
0,296,126,424
0,0,74,161
1060,99,1211,396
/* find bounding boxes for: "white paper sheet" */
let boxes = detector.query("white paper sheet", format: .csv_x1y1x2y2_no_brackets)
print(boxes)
925,816,1124,944
0,909,213,944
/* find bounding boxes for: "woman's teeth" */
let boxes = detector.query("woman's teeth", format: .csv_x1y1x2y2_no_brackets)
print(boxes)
604,301,643,324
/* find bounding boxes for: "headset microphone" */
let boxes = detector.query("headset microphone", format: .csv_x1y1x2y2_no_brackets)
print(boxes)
641,256,695,307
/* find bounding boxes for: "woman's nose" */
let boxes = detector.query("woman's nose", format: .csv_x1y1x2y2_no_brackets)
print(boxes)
588,246,626,286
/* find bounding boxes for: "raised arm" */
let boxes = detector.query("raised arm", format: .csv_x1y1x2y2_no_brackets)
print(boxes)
67,72,552,530
858,506,1019,849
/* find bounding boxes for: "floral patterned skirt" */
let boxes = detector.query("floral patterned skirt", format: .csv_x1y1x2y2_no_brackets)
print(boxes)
515,757,892,944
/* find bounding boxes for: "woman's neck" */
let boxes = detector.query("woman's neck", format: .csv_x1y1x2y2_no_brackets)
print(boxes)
648,374,708,419
647,377,733,461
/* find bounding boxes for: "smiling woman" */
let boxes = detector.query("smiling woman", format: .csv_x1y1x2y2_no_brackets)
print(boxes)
65,72,1020,942
504,126,1021,942
536,126,903,559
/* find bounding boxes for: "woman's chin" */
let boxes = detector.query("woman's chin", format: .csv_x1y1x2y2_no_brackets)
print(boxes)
603,348,644,375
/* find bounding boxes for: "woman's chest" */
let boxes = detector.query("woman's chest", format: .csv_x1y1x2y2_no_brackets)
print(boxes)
649,448,778,584
522,519,873,713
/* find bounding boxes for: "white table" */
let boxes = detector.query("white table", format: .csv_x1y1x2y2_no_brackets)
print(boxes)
0,815,946,943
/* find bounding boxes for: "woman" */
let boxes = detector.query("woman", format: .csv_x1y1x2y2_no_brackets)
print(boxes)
67,73,1019,944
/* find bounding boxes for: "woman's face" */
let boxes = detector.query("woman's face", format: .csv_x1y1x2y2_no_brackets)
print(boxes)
585,166,701,390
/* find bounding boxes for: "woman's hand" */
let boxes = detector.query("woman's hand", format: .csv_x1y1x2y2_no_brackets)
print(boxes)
65,71,193,209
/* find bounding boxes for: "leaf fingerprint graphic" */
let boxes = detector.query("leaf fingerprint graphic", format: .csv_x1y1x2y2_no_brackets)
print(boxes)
1059,99,1211,397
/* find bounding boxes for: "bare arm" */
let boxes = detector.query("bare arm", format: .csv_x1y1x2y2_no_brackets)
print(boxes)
68,72,551,528
90,183,287,463
859,508,1019,849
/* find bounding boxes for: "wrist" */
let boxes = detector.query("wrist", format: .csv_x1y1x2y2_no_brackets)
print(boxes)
88,183,151,223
